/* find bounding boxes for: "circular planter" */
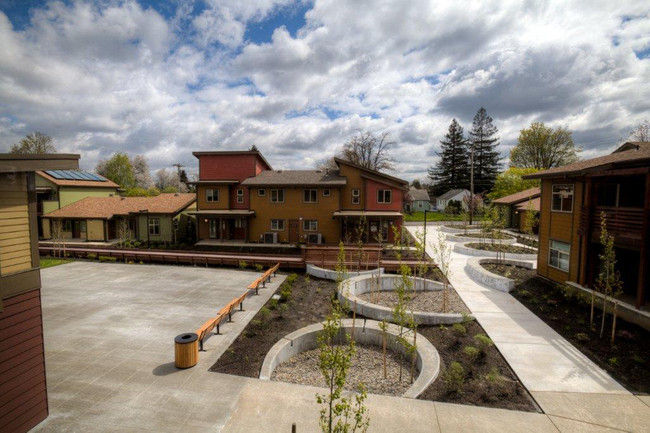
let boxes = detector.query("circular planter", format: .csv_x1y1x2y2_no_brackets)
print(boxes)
465,258,535,292
439,225,482,234
338,274,470,325
306,263,384,281
454,242,538,260
446,234,516,244
259,319,440,399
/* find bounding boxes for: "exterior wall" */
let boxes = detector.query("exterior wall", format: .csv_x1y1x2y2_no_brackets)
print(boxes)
0,173,32,276
59,187,117,208
338,164,364,210
248,186,341,243
413,200,431,211
86,219,105,241
42,201,59,215
135,215,174,243
198,154,262,181
537,179,584,284
42,219,51,239
0,290,48,433
365,178,404,211
196,184,230,210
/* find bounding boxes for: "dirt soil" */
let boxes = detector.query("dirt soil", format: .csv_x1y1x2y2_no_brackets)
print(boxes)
465,243,536,254
357,289,470,314
210,273,536,411
482,263,532,282
492,266,650,394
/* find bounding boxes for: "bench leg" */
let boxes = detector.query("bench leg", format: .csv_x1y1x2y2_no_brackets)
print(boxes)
240,302,243,311
256,286,259,295
262,280,266,288
216,324,220,335
199,339,204,352
228,312,232,322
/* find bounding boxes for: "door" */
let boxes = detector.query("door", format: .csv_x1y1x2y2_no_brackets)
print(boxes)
289,219,299,243
209,219,218,239
73,221,81,238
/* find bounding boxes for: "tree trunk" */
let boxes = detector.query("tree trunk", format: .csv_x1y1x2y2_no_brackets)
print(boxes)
611,301,618,345
382,330,387,379
600,293,608,339
590,289,595,329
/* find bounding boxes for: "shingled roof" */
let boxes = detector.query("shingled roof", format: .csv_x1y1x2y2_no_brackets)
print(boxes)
43,193,196,219
492,187,541,205
438,189,469,201
408,187,430,201
241,170,347,187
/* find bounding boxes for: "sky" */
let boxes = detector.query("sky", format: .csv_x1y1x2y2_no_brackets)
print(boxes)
0,0,648,180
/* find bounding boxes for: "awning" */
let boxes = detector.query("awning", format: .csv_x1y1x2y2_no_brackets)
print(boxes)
187,210,255,217
333,211,402,218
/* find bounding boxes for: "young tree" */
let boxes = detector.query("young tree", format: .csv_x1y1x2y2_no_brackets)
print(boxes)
595,212,623,340
510,122,581,169
468,108,501,194
487,167,540,200
10,132,56,154
96,153,135,189
521,199,538,236
132,155,153,189
428,119,469,196
430,231,452,313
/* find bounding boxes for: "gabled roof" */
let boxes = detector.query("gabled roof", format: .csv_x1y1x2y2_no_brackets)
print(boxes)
612,141,650,153
241,170,347,187
191,150,273,170
37,170,119,188
492,187,541,205
438,189,469,201
515,197,540,212
43,193,196,219
334,157,409,189
524,142,650,179
408,187,430,201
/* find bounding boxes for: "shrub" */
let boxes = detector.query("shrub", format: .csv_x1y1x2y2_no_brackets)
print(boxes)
607,357,619,367
452,323,467,337
575,333,590,342
238,260,248,270
86,253,97,260
473,333,493,353
484,367,504,384
268,298,279,310
277,302,289,317
280,283,292,302
462,346,480,363
461,312,473,324
98,255,117,262
258,306,271,322
632,354,644,364
517,289,530,298
255,264,263,272
443,361,466,393
286,273,298,284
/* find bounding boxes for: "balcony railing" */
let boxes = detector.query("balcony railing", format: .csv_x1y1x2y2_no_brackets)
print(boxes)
580,205,644,238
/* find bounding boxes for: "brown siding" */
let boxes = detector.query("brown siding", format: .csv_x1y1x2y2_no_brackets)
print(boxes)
0,173,32,276
196,184,230,210
338,164,364,210
0,290,48,433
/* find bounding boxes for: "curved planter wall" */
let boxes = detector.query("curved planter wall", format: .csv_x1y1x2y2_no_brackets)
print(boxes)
259,319,440,399
465,258,535,292
446,234,516,244
439,225,482,234
306,264,384,281
338,274,469,325
454,242,538,260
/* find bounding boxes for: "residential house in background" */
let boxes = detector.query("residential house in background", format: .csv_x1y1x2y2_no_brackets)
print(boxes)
436,189,470,212
191,150,409,245
525,141,650,319
1,153,80,433
41,194,196,244
405,187,432,212
492,187,541,232
35,170,120,239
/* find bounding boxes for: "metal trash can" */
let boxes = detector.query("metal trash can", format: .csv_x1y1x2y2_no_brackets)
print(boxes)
174,333,198,368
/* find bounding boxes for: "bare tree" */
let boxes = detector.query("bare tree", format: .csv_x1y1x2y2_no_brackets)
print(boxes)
336,131,395,171
132,155,153,189
624,119,650,142
10,132,56,154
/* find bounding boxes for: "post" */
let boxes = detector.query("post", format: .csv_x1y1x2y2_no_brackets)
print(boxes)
423,209,428,242
292,423,296,433
469,142,475,225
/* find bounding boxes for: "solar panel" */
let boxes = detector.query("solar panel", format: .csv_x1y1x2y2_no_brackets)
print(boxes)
44,169,107,182
77,172,92,181
45,170,63,179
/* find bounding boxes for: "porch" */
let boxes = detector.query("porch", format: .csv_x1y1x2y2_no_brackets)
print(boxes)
190,210,255,243
333,210,403,244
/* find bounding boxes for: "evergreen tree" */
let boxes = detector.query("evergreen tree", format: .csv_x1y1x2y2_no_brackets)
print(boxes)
428,119,469,196
468,108,501,193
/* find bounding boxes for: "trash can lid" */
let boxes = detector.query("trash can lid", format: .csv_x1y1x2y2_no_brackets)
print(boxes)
174,332,198,344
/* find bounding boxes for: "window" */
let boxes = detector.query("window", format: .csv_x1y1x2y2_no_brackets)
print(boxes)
377,189,392,204
303,220,318,231
127,219,135,232
352,189,360,205
63,220,72,231
271,219,285,231
323,189,330,197
271,189,285,203
303,189,317,203
381,221,390,242
551,184,573,212
258,189,266,196
235,218,244,228
549,240,570,272
206,189,219,202
237,188,244,203
148,218,160,236
80,221,87,232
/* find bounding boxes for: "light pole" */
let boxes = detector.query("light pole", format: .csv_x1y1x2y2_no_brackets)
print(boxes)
469,142,475,226
423,209,429,242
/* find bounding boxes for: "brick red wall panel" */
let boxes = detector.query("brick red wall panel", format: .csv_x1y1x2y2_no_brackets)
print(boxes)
198,154,258,181
365,178,404,211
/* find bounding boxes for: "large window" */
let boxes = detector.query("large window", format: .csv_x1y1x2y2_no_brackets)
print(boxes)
271,219,285,231
303,220,318,231
271,189,285,203
148,218,160,236
237,188,244,203
206,189,219,202
62,220,72,231
303,189,317,203
551,184,573,212
549,240,570,272
352,189,360,205
377,189,392,204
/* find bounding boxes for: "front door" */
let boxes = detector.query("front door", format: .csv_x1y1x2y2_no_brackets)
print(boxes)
72,221,81,238
289,219,299,243
209,219,218,239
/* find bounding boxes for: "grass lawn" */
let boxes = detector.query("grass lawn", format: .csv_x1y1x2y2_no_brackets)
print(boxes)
404,212,463,222
40,257,73,268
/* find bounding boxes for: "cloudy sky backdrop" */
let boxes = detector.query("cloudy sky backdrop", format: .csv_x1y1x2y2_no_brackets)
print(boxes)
0,0,648,180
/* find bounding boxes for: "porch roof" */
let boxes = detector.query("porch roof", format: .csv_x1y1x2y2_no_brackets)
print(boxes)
333,210,402,218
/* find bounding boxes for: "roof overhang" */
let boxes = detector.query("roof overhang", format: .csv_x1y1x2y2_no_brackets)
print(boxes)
333,211,403,218
188,180,240,185
0,154,80,173
187,210,255,217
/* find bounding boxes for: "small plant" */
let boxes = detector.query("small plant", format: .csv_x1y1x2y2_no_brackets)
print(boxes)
98,255,117,262
255,263,264,272
304,275,311,285
607,357,619,367
238,260,248,270
574,333,590,342
473,333,493,354
462,346,480,363
484,367,504,384
280,283,292,302
452,323,467,337
632,354,644,364
517,289,530,298
461,312,472,324
86,253,97,260
268,298,279,310
443,361,466,394
277,302,289,317
258,306,271,322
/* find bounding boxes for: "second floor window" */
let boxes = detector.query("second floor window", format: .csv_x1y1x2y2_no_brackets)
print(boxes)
303,189,317,203
552,185,573,212
323,189,330,197
352,189,360,205
377,190,392,204
271,189,285,203
148,218,160,236
206,189,219,202
237,188,244,203
303,220,318,231
258,189,266,196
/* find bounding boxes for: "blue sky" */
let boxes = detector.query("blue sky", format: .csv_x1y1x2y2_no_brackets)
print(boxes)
0,0,648,179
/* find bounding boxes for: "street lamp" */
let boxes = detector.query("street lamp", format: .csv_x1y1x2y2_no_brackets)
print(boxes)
423,209,429,242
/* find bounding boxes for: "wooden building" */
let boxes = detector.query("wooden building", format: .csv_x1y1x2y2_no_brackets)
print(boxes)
0,153,80,433
525,142,650,310
492,187,541,231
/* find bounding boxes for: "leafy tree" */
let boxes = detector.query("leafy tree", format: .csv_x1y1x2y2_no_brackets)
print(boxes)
624,119,650,142
487,167,540,200
411,179,422,189
132,155,153,189
510,122,581,169
96,153,135,189
155,168,188,193
10,132,56,154
428,119,469,196
468,108,501,193
430,231,452,312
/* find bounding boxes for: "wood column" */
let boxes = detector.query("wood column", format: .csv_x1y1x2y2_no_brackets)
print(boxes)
636,173,650,309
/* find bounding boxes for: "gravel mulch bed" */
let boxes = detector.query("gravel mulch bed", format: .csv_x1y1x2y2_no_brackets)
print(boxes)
456,233,514,240
465,243,536,254
445,224,483,229
272,344,413,396
357,289,470,314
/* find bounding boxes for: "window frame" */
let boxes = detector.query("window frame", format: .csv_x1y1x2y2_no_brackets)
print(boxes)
303,188,318,203
270,189,285,204
271,219,285,231
351,189,360,205
322,189,330,197
551,184,574,213
62,220,72,232
258,189,266,197
236,188,244,203
206,188,219,202
548,239,570,272
148,218,160,236
303,220,318,232
377,189,392,204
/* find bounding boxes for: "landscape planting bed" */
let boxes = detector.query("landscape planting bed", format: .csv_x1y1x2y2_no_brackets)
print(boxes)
210,272,535,410
465,243,536,254
455,242,538,260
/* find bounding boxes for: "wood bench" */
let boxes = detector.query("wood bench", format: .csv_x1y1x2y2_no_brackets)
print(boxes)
247,263,280,294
